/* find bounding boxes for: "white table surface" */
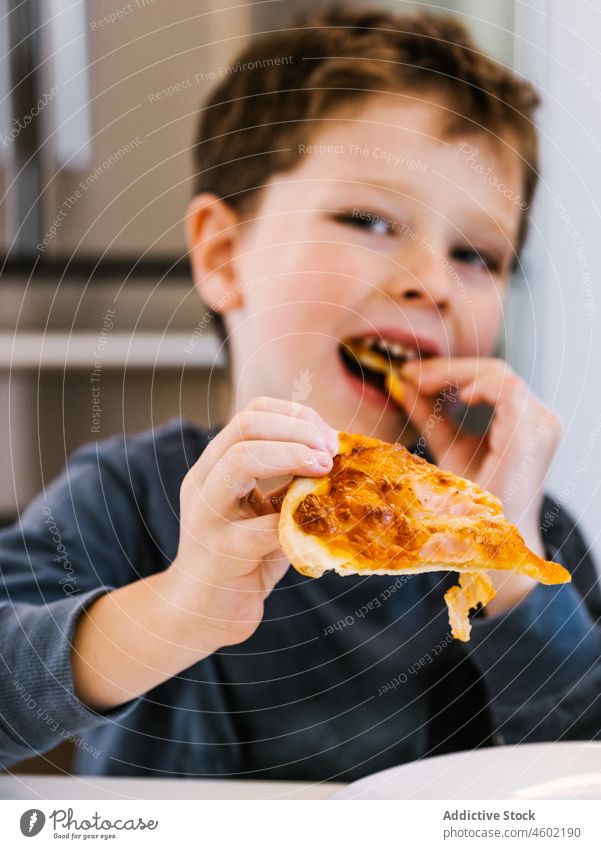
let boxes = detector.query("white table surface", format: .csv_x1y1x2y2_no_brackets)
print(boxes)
0,774,344,800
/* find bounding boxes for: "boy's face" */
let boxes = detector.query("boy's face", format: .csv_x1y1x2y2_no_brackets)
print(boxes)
194,94,524,441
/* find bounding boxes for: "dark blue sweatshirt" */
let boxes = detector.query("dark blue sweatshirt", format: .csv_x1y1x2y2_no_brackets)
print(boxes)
1,420,600,781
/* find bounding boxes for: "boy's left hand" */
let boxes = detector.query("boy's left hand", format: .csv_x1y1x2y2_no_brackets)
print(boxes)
401,357,563,614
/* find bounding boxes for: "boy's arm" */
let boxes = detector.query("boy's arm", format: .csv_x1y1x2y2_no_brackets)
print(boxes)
465,503,601,743
69,565,224,711
0,589,138,766
0,440,156,767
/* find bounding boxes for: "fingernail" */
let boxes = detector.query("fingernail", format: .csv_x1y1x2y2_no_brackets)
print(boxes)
314,451,333,468
320,425,339,454
325,434,338,455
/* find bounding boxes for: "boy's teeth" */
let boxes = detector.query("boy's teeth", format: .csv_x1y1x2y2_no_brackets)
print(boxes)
342,334,425,363
366,337,417,360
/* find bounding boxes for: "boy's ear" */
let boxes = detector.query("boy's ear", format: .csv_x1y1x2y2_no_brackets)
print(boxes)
185,193,243,313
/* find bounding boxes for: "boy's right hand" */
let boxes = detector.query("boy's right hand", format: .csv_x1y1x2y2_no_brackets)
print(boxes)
167,396,339,651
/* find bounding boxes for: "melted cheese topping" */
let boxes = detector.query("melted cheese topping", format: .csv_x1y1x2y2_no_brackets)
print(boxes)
293,432,506,572
286,431,571,640
444,571,496,641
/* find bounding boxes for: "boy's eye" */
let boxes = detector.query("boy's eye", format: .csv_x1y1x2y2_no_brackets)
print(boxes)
452,247,501,274
331,210,397,236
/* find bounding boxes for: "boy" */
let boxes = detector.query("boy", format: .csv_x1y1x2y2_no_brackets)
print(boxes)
1,9,600,781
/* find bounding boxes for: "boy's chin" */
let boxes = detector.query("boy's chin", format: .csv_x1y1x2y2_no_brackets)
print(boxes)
363,410,419,447
318,390,417,445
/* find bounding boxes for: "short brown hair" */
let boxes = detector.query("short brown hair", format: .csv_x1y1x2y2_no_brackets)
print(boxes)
192,6,540,334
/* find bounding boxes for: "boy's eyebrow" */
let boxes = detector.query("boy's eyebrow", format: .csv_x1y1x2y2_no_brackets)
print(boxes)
454,210,519,246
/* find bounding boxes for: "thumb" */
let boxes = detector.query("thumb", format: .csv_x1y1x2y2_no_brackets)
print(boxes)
260,548,290,595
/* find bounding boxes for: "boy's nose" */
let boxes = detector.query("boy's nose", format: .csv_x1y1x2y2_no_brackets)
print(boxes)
386,240,452,312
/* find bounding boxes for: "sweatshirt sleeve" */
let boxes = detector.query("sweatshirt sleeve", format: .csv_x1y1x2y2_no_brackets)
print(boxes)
0,436,171,768
466,504,601,744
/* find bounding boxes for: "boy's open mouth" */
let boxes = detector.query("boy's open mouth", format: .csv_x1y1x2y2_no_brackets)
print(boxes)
338,335,432,404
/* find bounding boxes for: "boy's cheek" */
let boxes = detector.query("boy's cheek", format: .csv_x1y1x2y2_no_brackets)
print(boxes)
240,234,394,313
454,306,504,355
267,238,384,290
248,281,360,333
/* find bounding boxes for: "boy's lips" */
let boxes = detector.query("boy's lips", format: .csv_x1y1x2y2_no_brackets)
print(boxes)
336,351,401,409
337,327,442,404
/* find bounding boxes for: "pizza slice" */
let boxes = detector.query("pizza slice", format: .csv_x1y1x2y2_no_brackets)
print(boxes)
278,431,570,641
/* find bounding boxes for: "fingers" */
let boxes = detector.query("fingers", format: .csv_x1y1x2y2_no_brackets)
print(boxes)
403,356,510,396
245,395,333,429
403,356,535,421
228,513,282,559
401,379,458,463
196,514,283,581
243,479,295,518
246,486,277,517
478,383,562,491
225,517,289,577
402,357,521,460
405,358,562,486
192,398,338,483
263,481,293,513
203,440,334,521
259,549,290,596
401,357,513,475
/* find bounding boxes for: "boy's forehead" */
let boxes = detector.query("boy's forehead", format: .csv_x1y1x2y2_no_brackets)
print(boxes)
281,94,523,242
304,92,517,163
315,94,450,150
